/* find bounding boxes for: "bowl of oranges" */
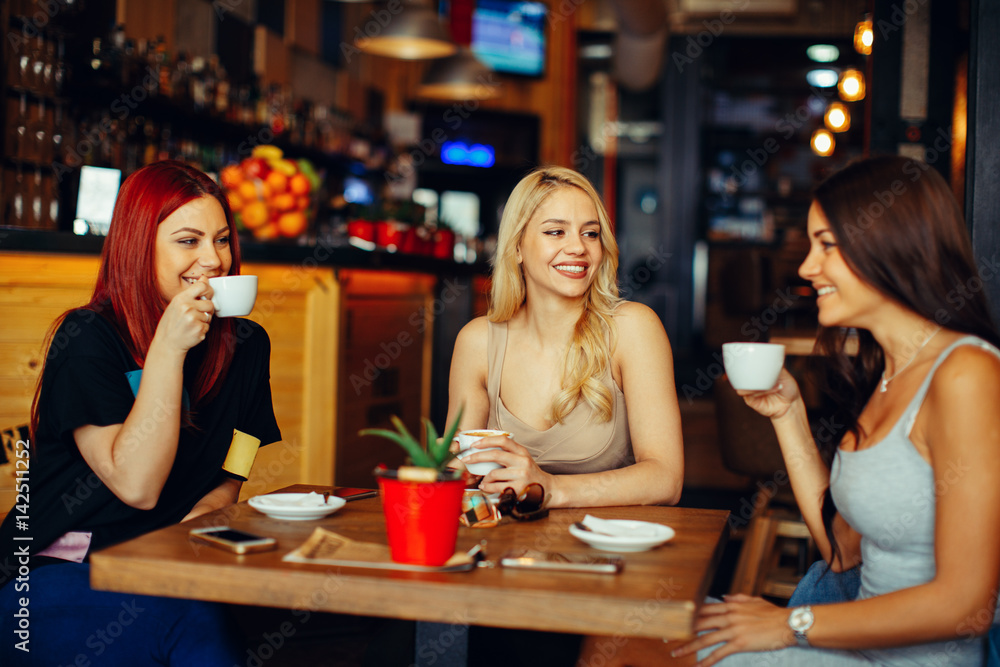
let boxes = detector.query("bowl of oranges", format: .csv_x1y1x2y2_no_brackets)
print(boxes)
220,145,322,241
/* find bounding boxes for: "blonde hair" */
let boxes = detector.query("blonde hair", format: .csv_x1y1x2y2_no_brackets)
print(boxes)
489,166,622,423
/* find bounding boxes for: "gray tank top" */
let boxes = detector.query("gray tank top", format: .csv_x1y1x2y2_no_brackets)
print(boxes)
831,336,1000,665
485,320,634,474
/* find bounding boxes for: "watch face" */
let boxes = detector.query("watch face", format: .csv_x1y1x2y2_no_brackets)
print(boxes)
789,607,815,632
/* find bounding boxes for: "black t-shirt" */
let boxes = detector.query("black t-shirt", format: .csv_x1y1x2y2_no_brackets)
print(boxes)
0,309,281,588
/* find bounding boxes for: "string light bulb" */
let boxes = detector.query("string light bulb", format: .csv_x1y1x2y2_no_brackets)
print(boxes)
824,102,851,132
811,128,835,156
854,19,873,55
838,69,866,101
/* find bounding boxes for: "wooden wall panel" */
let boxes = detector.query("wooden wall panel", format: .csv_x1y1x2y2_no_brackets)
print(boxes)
0,253,339,509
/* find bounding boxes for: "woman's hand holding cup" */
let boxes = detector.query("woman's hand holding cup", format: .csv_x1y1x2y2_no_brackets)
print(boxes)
454,429,511,476
722,342,800,419
156,276,216,353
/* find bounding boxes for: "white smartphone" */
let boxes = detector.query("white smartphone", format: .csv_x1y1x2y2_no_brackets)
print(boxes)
189,526,277,554
499,549,624,574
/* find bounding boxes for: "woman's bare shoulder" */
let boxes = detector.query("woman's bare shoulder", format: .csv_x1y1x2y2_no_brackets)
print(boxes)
454,316,492,355
925,341,1000,415
613,301,668,340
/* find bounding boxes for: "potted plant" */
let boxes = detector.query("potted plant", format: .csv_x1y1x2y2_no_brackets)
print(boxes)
359,410,466,566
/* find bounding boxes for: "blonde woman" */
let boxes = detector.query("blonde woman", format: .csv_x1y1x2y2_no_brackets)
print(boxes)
446,166,683,507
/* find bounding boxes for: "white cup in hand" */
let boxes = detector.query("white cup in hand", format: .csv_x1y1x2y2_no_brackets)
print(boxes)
208,275,258,318
455,429,510,476
722,342,785,391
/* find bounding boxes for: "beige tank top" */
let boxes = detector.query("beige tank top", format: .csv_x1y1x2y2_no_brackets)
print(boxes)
486,320,634,474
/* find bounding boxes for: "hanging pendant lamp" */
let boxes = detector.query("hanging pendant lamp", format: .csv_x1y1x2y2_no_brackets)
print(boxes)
416,0,499,100
354,1,456,60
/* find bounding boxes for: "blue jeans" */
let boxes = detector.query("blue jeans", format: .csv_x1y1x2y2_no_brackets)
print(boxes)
988,625,1000,667
0,562,244,667
787,560,861,607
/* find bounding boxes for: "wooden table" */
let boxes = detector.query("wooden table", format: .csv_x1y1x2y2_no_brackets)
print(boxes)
90,485,729,652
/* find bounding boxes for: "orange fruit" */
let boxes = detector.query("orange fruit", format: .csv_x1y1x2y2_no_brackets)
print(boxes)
220,164,244,190
242,200,269,230
273,193,296,211
226,191,244,212
237,180,259,203
265,170,289,194
295,195,311,211
253,222,280,240
277,211,307,238
289,173,311,196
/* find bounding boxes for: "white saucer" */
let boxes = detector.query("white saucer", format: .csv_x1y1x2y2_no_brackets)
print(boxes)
248,493,346,521
569,520,675,552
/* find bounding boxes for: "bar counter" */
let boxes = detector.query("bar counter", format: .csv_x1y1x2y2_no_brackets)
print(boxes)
0,230,489,512
0,228,487,276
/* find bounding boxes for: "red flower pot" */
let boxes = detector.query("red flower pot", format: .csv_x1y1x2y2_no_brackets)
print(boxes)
375,470,465,566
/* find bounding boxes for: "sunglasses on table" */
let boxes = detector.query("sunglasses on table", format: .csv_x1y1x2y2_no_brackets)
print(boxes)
497,483,549,522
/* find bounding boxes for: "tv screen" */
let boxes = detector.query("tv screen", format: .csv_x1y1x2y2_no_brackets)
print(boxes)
472,1,547,77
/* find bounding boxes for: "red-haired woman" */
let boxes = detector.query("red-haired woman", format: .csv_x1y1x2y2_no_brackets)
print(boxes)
0,160,281,665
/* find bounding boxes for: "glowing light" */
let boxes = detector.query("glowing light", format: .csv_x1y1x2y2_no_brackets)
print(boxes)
838,69,866,101
854,19,874,55
441,141,495,168
811,128,835,156
806,44,840,63
806,69,839,88
824,102,851,132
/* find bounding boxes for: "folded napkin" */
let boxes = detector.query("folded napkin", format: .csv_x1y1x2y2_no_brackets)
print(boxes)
258,492,329,507
581,515,660,539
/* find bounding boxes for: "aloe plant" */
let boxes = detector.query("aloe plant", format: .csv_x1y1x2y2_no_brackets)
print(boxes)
360,407,463,472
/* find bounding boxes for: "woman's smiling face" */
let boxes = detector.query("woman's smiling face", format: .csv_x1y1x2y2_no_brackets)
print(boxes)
154,195,232,302
516,186,604,302
799,202,888,329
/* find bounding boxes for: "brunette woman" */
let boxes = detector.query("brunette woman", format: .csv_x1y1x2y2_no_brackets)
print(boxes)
0,160,281,665
672,156,1000,665
447,166,684,507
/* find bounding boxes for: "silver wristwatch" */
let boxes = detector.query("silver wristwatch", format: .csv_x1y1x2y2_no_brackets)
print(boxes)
787,606,814,647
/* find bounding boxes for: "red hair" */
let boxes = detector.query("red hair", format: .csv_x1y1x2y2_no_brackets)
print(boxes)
31,161,242,437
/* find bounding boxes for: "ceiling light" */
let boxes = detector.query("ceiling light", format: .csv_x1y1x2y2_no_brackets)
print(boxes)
854,18,874,55
811,128,835,156
354,1,456,60
417,46,501,100
806,44,840,63
838,69,866,101
824,102,850,132
806,69,839,88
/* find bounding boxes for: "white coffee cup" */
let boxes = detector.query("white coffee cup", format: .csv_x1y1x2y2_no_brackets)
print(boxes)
209,275,258,318
455,429,510,476
722,342,785,391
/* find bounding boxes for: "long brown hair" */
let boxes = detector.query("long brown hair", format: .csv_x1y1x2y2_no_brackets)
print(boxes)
811,155,999,563
30,161,242,438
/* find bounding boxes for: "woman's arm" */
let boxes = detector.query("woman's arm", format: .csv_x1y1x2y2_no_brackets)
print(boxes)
738,370,845,565
675,346,1000,665
477,302,684,507
181,477,243,522
73,278,216,509
571,301,683,506
445,317,491,431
